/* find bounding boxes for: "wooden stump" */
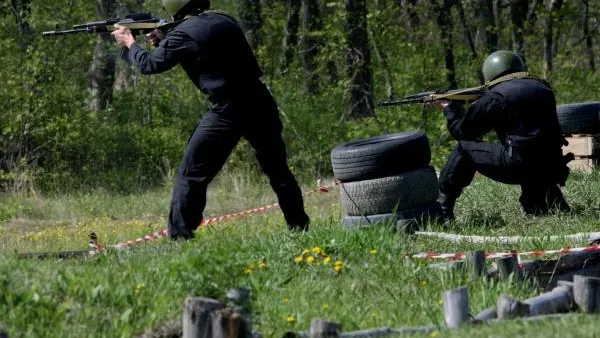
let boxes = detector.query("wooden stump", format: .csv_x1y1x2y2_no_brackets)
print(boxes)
443,287,469,328
467,251,486,279
212,308,246,338
573,275,600,313
183,297,225,338
497,256,522,281
497,294,529,319
309,319,341,338
226,287,253,337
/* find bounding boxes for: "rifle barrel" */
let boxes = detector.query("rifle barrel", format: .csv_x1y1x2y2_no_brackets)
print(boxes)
42,28,90,36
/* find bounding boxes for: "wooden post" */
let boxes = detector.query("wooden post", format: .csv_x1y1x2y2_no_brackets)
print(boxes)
467,251,486,279
226,287,253,337
497,294,529,319
183,297,225,338
497,255,522,281
573,275,600,313
309,319,341,338
443,287,469,328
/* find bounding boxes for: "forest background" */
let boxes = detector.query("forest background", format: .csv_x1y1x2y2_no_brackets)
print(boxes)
1,0,599,194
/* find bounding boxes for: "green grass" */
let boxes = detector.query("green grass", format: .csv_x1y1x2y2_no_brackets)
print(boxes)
2,171,600,337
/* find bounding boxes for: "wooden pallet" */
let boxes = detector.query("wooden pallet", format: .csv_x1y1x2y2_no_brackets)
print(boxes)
563,135,600,172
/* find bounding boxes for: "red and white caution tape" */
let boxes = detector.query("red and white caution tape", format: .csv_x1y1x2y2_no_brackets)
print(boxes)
90,184,335,253
412,244,600,261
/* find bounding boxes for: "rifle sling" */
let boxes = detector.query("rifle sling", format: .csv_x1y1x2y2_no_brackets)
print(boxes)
434,72,536,101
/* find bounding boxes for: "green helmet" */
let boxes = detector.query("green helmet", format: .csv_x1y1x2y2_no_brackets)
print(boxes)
161,0,210,20
482,50,525,83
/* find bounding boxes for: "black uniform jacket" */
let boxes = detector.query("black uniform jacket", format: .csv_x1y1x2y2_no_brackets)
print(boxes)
443,78,564,151
125,12,263,101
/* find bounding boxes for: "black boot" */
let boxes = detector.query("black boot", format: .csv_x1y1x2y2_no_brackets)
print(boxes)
437,193,457,224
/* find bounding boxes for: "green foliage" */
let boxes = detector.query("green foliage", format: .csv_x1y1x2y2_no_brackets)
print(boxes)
0,0,598,192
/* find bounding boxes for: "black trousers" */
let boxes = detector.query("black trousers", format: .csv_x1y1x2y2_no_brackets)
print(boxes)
439,140,569,215
168,83,309,239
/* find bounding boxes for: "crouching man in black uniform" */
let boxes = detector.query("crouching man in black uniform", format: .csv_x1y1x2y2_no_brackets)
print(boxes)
433,50,571,222
111,0,310,239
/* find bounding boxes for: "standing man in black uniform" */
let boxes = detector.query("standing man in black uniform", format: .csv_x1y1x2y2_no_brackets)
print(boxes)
111,0,310,239
433,50,571,222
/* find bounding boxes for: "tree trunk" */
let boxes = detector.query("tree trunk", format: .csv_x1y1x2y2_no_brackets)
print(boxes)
543,0,564,80
344,0,375,119
114,0,145,91
405,0,420,29
510,0,529,65
476,0,498,54
431,0,457,89
581,0,595,70
88,0,117,111
239,0,262,50
300,0,321,94
10,0,32,50
454,0,484,84
277,0,301,76
369,29,394,101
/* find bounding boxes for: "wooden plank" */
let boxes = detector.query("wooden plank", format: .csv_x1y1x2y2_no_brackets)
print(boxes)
525,286,572,316
568,158,596,172
563,136,600,157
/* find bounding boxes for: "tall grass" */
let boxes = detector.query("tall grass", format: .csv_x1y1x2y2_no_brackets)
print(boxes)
1,170,600,337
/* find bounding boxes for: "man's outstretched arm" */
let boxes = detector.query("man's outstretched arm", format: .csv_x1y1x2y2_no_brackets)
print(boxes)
111,24,197,75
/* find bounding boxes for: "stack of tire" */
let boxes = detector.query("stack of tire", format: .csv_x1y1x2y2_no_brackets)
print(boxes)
331,131,442,233
557,102,600,135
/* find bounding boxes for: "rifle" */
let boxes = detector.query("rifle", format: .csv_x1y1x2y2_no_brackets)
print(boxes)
378,86,485,107
42,12,177,37
378,72,538,107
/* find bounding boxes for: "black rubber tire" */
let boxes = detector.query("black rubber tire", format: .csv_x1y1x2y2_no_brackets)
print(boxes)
341,203,442,232
340,166,439,216
331,131,431,182
557,102,600,135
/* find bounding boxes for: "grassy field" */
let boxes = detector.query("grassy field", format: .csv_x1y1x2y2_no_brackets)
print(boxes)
2,170,600,337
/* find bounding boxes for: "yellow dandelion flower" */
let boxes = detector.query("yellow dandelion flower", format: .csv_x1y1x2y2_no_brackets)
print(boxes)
334,265,343,273
334,260,343,267
282,298,289,304
134,283,145,296
312,247,322,255
323,257,331,264
306,256,316,263
259,261,267,269
244,269,253,275
370,249,378,255
302,249,310,255
286,315,296,323
294,256,304,263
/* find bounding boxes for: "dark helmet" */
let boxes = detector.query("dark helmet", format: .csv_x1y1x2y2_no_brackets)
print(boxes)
161,0,210,20
482,50,525,83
